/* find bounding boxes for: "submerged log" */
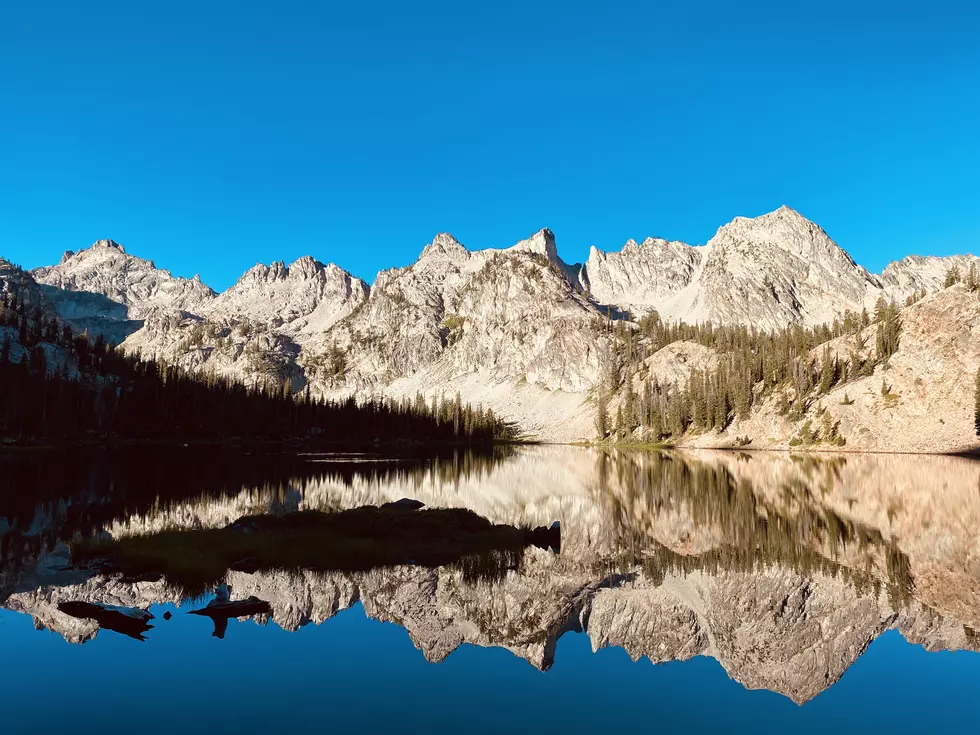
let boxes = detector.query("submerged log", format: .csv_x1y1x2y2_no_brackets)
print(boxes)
57,601,154,641
189,594,271,639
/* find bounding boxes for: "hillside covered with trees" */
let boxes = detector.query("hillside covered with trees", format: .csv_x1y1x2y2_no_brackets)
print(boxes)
594,264,980,452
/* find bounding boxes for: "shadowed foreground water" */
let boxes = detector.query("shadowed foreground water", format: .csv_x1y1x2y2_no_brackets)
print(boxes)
2,446,979,733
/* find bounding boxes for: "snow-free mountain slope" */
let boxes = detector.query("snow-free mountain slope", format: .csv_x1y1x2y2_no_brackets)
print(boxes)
580,237,703,314
203,255,368,336
32,239,216,316
880,254,980,304
313,228,604,393
583,206,886,329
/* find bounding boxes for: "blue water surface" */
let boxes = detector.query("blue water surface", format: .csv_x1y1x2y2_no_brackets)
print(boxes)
2,600,978,734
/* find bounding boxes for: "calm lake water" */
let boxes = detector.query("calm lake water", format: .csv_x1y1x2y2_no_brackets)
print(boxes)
2,446,979,733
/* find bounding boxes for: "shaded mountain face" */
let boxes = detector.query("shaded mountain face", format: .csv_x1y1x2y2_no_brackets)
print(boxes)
20,208,980,442
3,447,979,703
1,258,56,329
32,240,216,333
0,258,79,374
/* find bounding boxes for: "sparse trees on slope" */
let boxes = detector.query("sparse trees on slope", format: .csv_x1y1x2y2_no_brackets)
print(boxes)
598,294,907,442
945,266,961,288
594,387,609,439
967,263,979,292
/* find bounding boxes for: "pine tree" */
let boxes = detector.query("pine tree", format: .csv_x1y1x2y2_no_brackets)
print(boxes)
594,388,609,440
819,345,835,394
945,266,961,288
623,379,637,433
967,262,978,292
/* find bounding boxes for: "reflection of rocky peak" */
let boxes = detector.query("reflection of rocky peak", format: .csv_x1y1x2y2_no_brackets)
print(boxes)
4,447,980,702
586,565,979,704
10,554,977,704
4,556,179,645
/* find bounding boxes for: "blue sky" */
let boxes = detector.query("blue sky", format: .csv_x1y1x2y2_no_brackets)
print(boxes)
2,0,978,291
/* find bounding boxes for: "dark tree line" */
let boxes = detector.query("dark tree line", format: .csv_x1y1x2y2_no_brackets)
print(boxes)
0,273,515,445
595,299,902,442
0,445,512,577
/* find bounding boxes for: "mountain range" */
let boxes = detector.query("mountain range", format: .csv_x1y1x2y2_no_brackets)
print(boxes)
11,206,980,450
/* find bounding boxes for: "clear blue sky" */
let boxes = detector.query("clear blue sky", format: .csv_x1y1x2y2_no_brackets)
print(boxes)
2,1,978,291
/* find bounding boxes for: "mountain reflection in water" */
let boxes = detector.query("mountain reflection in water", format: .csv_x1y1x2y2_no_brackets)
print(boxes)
1,446,979,729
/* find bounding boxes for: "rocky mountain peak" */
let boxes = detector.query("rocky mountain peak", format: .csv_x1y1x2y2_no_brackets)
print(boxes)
581,235,701,313
92,238,126,252
235,257,338,285
29,239,218,343
716,206,860,267
418,233,468,263
288,255,325,280
53,240,130,264
197,256,368,339
508,228,560,263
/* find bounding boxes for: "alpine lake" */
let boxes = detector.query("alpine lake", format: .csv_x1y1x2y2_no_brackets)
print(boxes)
2,445,979,733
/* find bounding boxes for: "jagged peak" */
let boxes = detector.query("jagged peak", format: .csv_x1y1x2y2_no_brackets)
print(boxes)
290,254,318,265
728,205,810,227
236,260,285,284
770,204,803,218
508,228,560,263
231,256,359,288
717,206,842,249
287,255,326,277
419,232,467,260
587,236,695,263
49,239,128,264
91,239,126,253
